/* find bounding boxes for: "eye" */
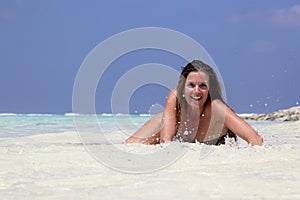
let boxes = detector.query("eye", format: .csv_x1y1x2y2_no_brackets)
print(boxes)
199,83,208,89
186,82,195,88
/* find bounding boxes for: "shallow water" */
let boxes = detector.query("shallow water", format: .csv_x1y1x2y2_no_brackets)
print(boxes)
0,114,299,199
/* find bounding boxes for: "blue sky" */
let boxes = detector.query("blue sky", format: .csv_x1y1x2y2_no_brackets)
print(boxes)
1,0,300,114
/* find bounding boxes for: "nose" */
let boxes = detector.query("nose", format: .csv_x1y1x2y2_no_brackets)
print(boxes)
193,85,201,94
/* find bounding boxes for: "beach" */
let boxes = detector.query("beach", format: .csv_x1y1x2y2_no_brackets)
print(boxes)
2,0,300,199
0,114,299,199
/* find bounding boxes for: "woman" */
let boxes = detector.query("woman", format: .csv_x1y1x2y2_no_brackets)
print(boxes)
125,60,263,146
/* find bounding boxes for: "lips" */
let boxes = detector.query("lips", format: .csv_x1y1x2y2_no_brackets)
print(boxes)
191,94,202,100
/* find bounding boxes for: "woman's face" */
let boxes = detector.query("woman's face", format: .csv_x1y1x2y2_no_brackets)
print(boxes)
183,71,209,109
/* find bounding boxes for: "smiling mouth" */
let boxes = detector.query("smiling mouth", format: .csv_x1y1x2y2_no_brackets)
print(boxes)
191,95,202,100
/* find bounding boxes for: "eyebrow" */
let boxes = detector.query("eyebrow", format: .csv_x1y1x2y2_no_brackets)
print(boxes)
186,81,208,84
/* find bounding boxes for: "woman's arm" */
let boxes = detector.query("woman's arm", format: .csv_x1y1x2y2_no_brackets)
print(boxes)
124,112,163,144
213,100,263,146
125,89,178,144
159,89,178,143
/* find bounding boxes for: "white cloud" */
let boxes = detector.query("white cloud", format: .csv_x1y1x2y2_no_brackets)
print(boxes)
229,4,300,28
269,5,300,27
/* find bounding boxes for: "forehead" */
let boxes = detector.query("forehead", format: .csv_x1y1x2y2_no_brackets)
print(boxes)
186,71,209,83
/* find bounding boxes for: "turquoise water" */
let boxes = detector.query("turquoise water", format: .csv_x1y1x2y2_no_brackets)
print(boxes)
0,114,150,138
0,113,289,145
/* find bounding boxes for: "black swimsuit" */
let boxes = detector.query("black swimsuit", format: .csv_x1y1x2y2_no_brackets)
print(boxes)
203,130,237,145
174,129,237,145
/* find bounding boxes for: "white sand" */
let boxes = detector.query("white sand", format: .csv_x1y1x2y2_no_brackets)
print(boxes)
0,121,299,199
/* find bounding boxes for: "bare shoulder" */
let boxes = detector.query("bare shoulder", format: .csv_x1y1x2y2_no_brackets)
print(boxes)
211,99,228,112
211,99,225,106
211,99,238,118
168,89,177,98
166,89,177,104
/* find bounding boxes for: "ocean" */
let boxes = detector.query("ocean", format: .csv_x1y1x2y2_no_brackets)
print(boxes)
0,114,299,199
